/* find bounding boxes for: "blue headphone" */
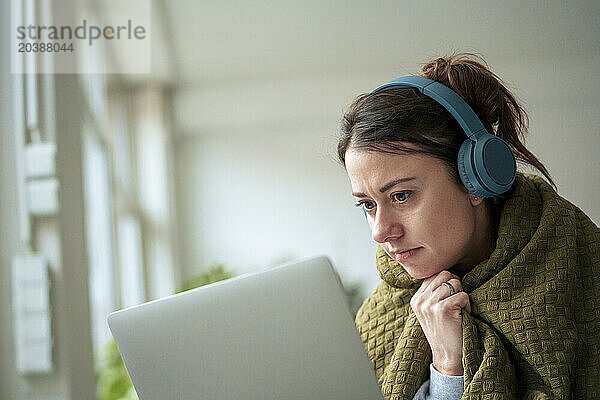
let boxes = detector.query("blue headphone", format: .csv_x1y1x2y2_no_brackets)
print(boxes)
370,76,516,198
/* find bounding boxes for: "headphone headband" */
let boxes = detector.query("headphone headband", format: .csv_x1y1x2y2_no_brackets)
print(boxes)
368,75,516,198
370,76,487,141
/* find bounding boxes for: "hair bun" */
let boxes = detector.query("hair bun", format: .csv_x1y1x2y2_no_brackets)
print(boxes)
422,57,452,82
419,53,553,188
421,53,507,132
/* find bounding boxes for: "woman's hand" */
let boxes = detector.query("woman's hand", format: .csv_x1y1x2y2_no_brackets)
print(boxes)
410,270,471,376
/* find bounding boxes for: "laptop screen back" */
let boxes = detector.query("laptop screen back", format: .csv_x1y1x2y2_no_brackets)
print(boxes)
108,256,384,400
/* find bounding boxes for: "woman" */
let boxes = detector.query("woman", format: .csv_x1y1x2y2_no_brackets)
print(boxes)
337,54,599,399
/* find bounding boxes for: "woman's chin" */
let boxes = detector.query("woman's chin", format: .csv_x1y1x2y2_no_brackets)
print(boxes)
411,272,435,280
400,264,435,280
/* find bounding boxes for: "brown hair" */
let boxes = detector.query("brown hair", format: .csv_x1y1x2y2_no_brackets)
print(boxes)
337,53,555,190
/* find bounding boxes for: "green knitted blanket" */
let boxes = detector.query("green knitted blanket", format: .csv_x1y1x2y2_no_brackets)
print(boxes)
355,173,600,399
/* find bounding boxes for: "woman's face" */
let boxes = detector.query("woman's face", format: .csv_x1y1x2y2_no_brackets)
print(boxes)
344,145,489,279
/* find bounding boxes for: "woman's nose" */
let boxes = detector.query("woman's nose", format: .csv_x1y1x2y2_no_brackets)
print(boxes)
371,208,403,243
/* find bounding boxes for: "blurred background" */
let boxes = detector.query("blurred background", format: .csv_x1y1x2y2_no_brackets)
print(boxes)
1,0,599,399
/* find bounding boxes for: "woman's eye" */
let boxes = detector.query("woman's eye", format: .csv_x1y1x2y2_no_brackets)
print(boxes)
355,201,375,212
392,191,411,203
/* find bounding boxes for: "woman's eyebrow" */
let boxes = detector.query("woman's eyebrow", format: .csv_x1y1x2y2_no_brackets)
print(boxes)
352,177,416,197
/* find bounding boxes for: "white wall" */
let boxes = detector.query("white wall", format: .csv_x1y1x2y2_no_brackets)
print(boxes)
174,129,381,293
518,60,600,219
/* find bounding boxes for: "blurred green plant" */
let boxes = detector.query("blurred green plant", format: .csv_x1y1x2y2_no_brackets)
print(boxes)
177,262,234,293
96,263,235,400
95,340,138,400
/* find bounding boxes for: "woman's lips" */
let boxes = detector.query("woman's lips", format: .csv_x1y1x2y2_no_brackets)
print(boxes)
393,247,421,262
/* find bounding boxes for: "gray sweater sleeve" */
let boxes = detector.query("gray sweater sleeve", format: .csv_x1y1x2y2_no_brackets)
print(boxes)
412,364,464,400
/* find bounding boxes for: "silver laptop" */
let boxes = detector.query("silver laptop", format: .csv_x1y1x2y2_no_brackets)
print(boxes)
107,256,384,400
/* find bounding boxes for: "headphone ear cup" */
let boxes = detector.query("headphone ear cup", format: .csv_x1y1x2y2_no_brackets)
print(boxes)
458,134,516,197
457,139,482,196
473,134,516,196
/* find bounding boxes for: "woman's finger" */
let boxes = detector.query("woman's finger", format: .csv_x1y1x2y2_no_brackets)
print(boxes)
423,270,456,293
440,291,471,313
432,278,463,301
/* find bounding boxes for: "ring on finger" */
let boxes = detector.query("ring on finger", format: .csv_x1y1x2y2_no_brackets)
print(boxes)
443,281,456,296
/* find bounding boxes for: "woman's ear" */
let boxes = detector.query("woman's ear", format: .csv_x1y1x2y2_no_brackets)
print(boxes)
469,194,484,206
